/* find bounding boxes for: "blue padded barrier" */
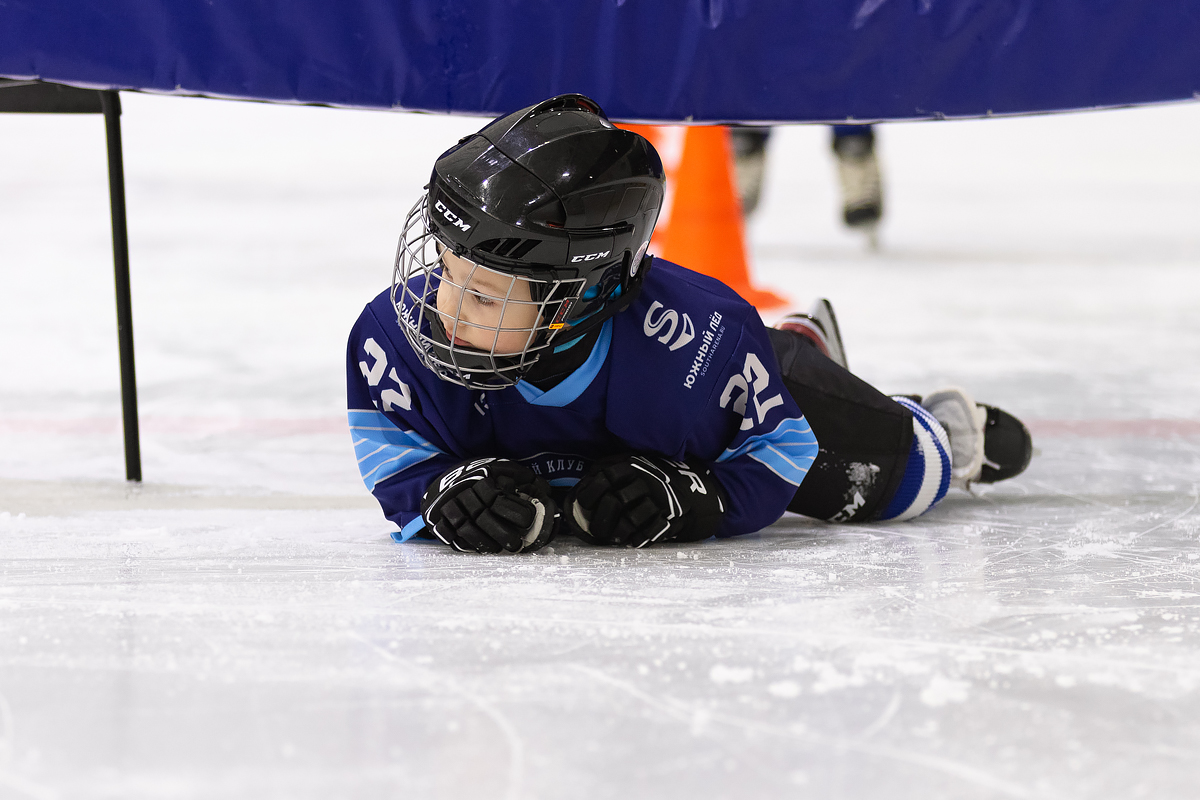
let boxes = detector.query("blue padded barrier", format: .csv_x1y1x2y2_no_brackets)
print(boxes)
1,1,1198,121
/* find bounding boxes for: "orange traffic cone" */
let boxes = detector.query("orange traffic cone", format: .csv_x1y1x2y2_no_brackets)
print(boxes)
656,126,788,311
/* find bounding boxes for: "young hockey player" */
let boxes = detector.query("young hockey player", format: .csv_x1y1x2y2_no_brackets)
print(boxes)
347,94,1032,554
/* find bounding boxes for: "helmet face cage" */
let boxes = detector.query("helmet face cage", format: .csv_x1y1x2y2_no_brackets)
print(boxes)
392,196,588,390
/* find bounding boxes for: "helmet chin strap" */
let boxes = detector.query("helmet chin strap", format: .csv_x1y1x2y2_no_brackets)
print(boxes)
515,266,650,390
522,324,603,391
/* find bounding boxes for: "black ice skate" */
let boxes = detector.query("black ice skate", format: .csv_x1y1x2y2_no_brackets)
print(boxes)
731,127,771,216
921,387,1033,489
775,298,848,371
832,130,883,248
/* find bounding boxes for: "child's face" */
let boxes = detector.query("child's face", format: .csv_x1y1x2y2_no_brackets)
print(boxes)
435,249,540,355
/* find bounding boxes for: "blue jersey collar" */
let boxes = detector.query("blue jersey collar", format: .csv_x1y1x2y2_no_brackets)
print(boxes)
516,319,612,407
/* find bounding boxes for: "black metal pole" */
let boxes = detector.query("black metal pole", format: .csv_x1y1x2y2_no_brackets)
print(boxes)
100,91,142,482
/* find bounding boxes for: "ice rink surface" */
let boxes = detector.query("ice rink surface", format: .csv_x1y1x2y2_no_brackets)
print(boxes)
2,95,1199,799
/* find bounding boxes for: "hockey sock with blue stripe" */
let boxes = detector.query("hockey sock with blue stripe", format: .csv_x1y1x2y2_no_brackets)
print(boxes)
878,397,952,521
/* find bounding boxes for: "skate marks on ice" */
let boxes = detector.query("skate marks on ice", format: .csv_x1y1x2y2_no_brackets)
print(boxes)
351,466,1198,800
2,445,1198,799
567,662,1031,798
350,632,528,800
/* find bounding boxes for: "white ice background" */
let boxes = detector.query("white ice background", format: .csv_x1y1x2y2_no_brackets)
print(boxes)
2,94,1199,799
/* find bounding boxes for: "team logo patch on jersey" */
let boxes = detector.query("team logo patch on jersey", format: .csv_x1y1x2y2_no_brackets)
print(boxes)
643,301,695,351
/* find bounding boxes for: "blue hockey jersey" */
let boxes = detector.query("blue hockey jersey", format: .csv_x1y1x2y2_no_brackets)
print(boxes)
346,259,818,542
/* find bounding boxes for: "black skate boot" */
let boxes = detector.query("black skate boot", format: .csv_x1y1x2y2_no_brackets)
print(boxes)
978,405,1035,483
920,387,1033,489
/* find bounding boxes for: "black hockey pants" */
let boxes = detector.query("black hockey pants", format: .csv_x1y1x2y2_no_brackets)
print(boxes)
766,328,913,522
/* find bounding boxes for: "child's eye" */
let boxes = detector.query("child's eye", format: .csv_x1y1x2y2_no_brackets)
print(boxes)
471,292,497,308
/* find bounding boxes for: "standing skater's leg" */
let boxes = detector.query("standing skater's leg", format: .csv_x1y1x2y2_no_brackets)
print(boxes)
731,126,772,215
832,125,883,248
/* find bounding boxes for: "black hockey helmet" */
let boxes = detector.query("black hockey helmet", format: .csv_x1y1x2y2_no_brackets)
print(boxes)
392,93,665,389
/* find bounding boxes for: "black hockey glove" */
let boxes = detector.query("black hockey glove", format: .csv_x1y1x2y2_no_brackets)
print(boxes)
564,455,727,548
420,458,559,554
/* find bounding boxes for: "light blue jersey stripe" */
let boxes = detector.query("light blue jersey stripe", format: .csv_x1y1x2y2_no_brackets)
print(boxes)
396,515,427,542
348,409,442,490
716,417,818,486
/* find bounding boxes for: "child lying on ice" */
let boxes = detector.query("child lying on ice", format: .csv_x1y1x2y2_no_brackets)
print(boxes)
347,94,1032,553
